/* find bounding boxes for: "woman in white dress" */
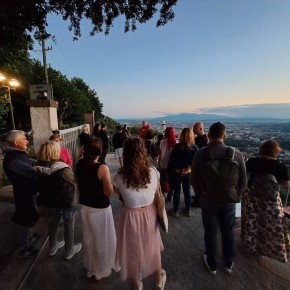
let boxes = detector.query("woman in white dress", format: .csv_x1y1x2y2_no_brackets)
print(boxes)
76,137,119,280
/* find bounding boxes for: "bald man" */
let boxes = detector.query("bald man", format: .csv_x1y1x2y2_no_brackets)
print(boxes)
193,122,208,149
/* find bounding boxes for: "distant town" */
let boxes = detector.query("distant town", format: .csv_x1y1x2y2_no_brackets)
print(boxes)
124,119,290,167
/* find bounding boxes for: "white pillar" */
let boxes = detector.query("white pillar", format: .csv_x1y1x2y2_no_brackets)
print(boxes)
27,100,59,154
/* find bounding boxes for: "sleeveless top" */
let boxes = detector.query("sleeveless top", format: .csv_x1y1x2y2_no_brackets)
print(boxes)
76,159,110,208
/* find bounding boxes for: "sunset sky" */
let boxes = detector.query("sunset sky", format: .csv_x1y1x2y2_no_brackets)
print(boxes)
30,0,290,119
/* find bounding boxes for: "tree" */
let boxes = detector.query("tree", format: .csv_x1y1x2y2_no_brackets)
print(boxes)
0,89,10,127
1,1,178,40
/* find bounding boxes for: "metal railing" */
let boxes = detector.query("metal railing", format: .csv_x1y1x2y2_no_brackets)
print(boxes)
59,126,82,169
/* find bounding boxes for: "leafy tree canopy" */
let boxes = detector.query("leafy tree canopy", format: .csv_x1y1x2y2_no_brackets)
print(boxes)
1,0,178,41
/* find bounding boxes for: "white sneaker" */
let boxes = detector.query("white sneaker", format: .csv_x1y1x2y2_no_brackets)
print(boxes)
203,253,217,275
225,262,234,274
156,269,166,290
48,240,65,257
65,243,82,260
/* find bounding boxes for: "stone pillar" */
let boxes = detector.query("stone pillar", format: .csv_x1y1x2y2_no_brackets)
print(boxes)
84,111,95,134
26,100,59,154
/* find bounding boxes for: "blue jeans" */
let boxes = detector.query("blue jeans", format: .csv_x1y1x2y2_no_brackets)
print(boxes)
47,207,77,254
201,199,236,269
171,172,191,212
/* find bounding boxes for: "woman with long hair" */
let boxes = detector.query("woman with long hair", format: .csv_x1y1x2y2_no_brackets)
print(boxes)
167,127,198,217
113,138,166,290
159,127,176,201
76,137,119,280
241,139,290,262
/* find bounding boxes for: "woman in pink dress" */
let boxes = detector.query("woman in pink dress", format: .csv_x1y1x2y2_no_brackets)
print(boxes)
113,138,166,290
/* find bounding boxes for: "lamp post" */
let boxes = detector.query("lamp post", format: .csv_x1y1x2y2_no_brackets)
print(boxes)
0,73,19,130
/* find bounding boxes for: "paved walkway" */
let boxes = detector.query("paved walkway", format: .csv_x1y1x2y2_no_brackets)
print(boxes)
0,154,290,290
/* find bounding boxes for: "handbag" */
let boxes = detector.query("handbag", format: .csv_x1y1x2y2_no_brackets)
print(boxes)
161,181,171,193
153,168,168,233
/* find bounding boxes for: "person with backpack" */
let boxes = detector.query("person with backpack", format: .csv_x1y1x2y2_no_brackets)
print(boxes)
191,122,246,275
241,140,290,263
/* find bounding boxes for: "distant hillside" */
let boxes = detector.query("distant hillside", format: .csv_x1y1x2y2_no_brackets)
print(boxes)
116,113,229,124
115,103,290,124
150,113,229,122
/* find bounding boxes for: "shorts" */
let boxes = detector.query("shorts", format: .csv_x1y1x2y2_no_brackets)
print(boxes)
115,148,123,158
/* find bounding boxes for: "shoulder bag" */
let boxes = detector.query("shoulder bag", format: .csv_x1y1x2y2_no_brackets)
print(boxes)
153,168,168,233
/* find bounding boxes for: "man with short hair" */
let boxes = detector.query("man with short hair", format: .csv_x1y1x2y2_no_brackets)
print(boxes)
139,120,151,139
192,122,209,207
191,122,246,275
3,130,40,258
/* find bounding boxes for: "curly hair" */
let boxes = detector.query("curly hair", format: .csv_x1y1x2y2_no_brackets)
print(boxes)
120,138,151,190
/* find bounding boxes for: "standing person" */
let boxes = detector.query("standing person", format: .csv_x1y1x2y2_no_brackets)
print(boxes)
3,130,40,258
144,129,159,167
36,141,82,259
49,134,73,168
139,120,151,140
112,125,127,168
167,128,198,217
122,124,131,138
79,124,90,146
159,127,176,202
242,140,290,262
191,122,247,275
76,137,119,280
96,123,109,164
92,123,100,137
192,122,209,207
113,138,166,290
193,122,208,149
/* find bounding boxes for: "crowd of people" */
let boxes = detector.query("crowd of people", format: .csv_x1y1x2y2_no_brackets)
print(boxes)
2,120,290,289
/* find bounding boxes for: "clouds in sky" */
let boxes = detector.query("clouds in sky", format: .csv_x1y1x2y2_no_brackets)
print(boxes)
30,0,290,119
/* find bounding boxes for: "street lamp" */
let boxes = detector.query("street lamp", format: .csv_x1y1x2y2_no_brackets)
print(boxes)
0,73,19,130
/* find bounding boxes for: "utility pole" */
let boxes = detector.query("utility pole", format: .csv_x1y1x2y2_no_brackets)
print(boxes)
41,36,52,84
36,30,52,84
41,37,49,84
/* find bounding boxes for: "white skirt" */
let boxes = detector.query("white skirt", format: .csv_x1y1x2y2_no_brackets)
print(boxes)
80,204,119,279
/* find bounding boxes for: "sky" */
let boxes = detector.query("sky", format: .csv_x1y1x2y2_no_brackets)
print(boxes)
30,0,290,119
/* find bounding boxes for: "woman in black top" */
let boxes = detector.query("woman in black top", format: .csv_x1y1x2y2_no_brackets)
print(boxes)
76,137,119,280
167,128,198,217
241,139,290,262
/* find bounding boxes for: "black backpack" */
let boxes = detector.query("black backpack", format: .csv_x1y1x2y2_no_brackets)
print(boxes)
204,146,240,203
37,168,75,208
